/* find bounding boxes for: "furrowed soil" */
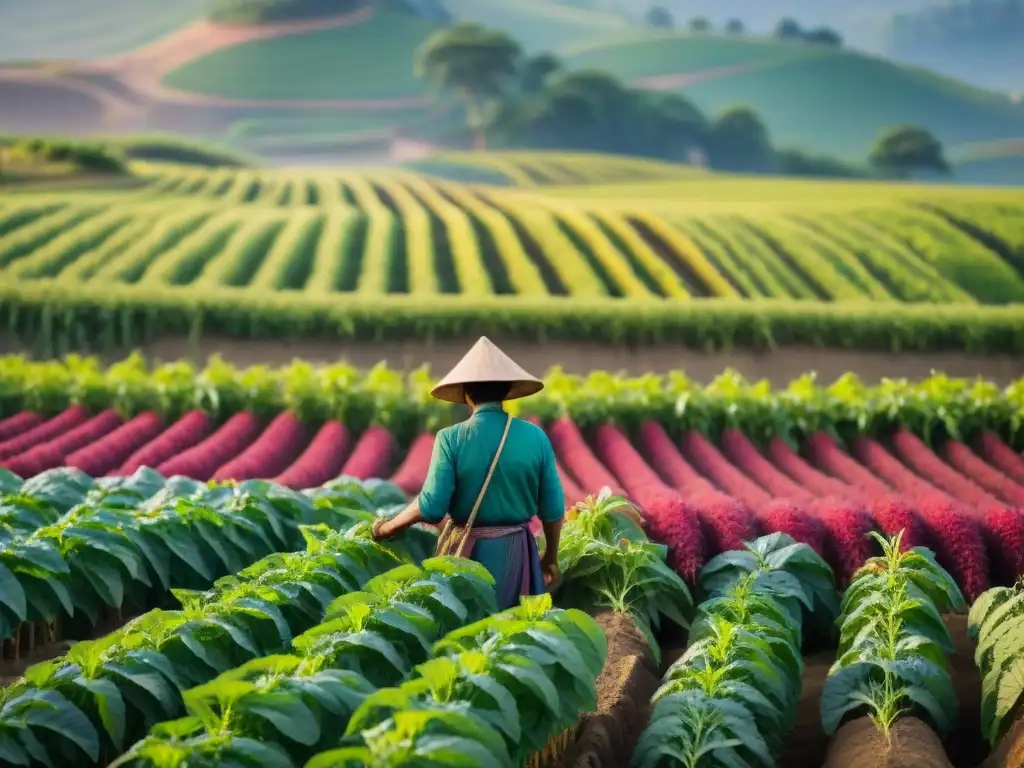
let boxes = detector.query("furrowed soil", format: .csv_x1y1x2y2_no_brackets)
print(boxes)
558,611,660,768
824,716,955,768
986,708,1024,768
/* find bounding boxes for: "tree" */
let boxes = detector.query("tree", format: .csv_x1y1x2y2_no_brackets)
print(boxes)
725,18,745,34
688,16,711,33
708,107,775,172
646,6,673,28
803,26,842,46
868,125,950,179
774,17,803,40
521,53,562,93
634,92,710,161
414,22,521,150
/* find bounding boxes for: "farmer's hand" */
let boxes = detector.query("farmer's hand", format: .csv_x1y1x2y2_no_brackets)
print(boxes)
371,517,394,541
541,554,561,589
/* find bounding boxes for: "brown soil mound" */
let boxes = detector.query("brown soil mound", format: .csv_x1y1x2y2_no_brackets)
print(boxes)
986,704,1024,768
554,611,659,768
824,717,953,768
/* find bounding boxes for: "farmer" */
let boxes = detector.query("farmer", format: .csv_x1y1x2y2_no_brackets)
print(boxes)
371,336,565,608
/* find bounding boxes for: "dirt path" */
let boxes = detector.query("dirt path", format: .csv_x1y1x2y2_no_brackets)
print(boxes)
122,335,1024,387
630,62,759,90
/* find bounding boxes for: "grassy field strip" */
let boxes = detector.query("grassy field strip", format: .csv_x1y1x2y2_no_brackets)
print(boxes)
671,216,764,298
342,174,405,294
554,207,654,296
376,177,442,294
0,201,66,240
126,210,236,287
141,211,243,287
807,213,962,303
748,216,865,300
0,204,104,271
722,217,821,300
250,207,324,290
864,208,1024,303
779,214,898,301
420,152,535,186
629,211,738,298
86,208,211,284
398,173,496,295
190,210,285,289
820,215,974,303
310,175,352,206
924,202,1024,275
496,203,607,296
433,181,550,295
217,170,263,205
61,211,161,282
698,216,795,298
13,206,132,280
304,209,366,294
593,211,691,297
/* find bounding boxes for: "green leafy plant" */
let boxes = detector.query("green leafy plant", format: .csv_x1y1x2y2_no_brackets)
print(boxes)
557,490,691,661
699,532,839,645
110,558,497,766
308,593,606,767
968,579,1024,744
819,531,962,743
0,506,438,767
634,574,804,767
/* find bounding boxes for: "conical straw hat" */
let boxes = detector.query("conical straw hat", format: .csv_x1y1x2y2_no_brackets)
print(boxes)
430,336,543,404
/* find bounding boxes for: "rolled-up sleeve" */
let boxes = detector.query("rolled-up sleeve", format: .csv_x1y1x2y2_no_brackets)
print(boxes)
417,429,456,523
537,433,565,523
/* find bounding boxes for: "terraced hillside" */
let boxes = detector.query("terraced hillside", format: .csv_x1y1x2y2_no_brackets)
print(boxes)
2,159,1022,303
1,154,1023,355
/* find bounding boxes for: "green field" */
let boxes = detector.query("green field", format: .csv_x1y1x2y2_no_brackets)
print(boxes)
161,8,441,101
1,152,1022,355
0,0,208,61
563,34,1024,160
149,10,1024,166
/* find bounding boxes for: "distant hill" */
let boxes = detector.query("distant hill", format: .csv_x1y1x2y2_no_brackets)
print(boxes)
0,0,1021,184
561,31,1024,160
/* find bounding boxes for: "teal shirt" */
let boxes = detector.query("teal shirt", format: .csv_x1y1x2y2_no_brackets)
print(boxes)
418,403,565,526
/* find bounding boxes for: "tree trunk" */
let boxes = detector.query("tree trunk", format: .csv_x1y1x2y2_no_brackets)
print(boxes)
474,130,486,150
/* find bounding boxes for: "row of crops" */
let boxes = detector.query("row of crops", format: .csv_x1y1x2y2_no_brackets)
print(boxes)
404,151,706,187
1,354,1023,599
0,460,692,767
3,164,1021,304
5,460,1022,766
635,526,1024,767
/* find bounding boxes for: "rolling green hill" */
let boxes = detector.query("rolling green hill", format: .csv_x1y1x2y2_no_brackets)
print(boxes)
561,33,1024,161
0,0,208,61
162,8,439,101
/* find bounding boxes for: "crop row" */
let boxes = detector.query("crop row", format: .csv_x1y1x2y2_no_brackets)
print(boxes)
636,532,836,766
2,355,1022,448
3,398,1023,604
0,466,416,652
1,479,681,767
5,166,1023,306
635,530,996,767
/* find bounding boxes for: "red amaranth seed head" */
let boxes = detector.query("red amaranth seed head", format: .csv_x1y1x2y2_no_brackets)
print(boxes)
686,490,759,555
977,505,1024,587
913,495,990,602
644,495,705,584
755,498,826,556
811,497,878,587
